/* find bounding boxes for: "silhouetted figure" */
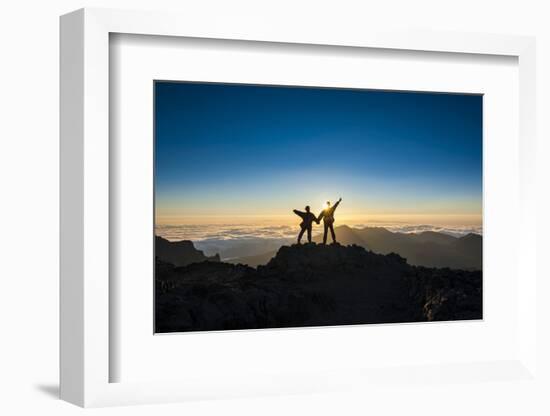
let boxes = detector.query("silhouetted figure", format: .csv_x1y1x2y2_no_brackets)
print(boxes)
318,198,342,244
293,205,319,244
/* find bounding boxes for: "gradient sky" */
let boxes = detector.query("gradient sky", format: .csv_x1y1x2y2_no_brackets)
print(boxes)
155,81,482,225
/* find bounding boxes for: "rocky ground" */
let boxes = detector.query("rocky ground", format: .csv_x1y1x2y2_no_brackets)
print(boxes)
155,243,482,332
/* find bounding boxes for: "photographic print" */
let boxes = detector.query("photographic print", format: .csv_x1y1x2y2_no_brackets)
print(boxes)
154,81,482,333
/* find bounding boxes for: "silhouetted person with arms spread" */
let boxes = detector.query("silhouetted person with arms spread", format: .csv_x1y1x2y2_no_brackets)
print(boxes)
293,205,319,244
318,198,342,244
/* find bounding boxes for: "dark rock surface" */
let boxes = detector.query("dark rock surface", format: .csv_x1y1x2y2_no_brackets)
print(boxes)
155,243,482,333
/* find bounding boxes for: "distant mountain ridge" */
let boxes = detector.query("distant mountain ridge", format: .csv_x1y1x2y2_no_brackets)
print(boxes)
341,226,482,270
229,226,482,270
156,243,482,332
155,236,220,266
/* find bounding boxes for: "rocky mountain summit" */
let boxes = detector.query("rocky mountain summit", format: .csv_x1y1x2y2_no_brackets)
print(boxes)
155,243,482,332
155,236,220,267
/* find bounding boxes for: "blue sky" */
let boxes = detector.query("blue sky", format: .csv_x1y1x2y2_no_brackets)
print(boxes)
155,81,482,224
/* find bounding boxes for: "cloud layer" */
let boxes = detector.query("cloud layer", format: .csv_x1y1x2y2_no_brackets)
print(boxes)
156,222,482,242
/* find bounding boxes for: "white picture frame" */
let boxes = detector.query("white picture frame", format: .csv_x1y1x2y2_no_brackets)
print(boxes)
60,7,538,407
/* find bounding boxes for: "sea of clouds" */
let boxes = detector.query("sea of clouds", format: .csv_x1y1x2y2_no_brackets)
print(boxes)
372,223,483,238
156,222,482,242
156,222,482,260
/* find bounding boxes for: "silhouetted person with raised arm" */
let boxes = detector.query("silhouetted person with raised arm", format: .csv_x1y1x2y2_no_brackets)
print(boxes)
318,198,342,244
293,205,319,244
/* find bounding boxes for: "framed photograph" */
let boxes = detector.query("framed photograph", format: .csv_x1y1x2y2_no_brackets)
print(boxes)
153,81,484,333
60,8,538,407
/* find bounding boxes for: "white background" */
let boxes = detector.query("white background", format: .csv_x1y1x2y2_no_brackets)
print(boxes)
1,1,549,415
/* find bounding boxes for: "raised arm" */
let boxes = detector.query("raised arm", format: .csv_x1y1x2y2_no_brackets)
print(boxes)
332,197,342,211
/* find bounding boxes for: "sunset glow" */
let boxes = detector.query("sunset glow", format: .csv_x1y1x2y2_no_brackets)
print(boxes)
154,82,482,240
